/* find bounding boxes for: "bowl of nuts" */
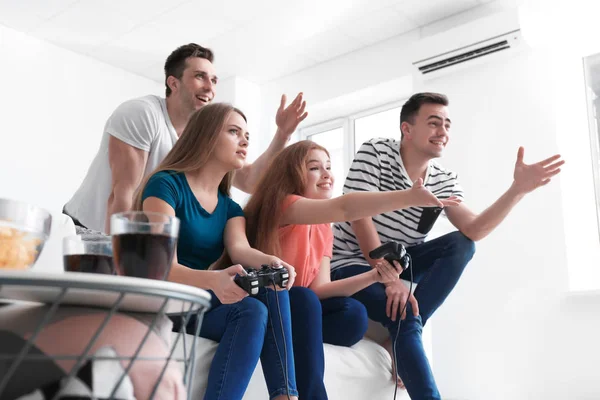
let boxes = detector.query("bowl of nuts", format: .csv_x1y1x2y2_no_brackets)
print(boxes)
0,198,52,270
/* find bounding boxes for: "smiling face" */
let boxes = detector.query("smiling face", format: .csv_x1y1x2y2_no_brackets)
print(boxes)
213,111,249,170
401,103,451,158
169,56,217,116
302,149,334,200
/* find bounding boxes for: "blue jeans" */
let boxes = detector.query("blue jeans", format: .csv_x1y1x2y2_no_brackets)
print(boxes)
176,288,298,400
331,231,475,400
289,287,368,400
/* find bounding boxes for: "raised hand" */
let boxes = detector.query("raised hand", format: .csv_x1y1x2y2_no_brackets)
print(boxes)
275,93,308,138
409,178,462,208
512,147,564,195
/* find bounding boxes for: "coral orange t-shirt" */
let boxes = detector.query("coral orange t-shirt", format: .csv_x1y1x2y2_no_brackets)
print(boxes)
278,195,333,288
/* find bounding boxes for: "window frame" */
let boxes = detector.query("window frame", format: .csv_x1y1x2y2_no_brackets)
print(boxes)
582,68,600,242
349,99,406,153
299,99,407,179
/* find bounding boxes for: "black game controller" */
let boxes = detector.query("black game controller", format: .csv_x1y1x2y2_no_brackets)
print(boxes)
234,264,290,296
416,206,443,234
369,242,410,273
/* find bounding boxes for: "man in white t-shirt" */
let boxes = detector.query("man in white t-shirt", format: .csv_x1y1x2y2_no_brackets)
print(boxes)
331,92,564,399
64,43,307,233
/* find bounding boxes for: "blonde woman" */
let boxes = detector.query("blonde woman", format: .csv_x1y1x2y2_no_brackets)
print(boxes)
135,103,300,400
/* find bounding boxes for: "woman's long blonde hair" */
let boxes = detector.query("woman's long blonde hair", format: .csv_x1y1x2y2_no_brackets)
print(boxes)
244,140,330,257
133,102,246,211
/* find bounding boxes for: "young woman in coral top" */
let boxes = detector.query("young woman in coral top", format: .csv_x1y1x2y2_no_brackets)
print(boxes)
244,140,459,399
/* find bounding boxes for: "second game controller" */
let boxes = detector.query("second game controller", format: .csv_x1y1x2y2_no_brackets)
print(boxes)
368,242,410,272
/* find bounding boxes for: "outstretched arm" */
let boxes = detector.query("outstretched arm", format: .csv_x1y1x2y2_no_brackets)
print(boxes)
281,178,460,226
233,93,308,193
446,147,564,241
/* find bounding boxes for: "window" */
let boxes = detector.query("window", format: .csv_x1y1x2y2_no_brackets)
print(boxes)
583,52,600,239
354,106,402,152
300,101,405,193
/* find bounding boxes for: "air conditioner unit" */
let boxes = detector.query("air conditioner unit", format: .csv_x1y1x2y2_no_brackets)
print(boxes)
411,10,527,80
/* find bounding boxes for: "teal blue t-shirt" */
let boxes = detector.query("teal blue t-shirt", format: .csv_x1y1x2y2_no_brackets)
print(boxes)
142,171,244,270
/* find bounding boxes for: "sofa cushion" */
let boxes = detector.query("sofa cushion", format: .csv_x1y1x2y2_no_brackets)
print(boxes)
172,333,409,400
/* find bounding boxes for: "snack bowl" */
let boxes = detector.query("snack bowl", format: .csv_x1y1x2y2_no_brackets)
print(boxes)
0,198,52,270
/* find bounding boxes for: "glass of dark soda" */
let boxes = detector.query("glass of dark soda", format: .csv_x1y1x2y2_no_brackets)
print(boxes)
110,211,179,280
63,234,115,274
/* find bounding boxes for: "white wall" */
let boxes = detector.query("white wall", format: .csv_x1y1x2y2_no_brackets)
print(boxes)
258,5,600,400
0,24,162,215
213,76,263,205
422,49,600,400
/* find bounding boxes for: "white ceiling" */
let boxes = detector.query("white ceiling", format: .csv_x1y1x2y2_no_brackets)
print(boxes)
0,0,496,84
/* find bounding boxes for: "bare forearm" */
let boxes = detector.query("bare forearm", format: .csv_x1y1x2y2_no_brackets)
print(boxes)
229,246,271,268
336,190,419,222
351,218,382,267
236,129,289,193
261,127,289,163
168,263,218,290
311,270,377,299
464,183,525,241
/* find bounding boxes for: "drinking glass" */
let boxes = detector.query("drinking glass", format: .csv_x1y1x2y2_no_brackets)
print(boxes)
63,234,114,274
110,211,179,280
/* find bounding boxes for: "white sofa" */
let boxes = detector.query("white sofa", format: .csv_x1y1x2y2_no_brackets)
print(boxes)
36,213,409,399
172,321,409,400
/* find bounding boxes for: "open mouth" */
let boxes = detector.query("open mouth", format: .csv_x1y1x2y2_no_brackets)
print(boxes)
317,183,332,189
429,139,445,148
196,95,211,104
236,150,247,158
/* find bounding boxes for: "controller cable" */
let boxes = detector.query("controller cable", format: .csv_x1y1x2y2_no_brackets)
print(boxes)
265,280,291,400
392,255,413,400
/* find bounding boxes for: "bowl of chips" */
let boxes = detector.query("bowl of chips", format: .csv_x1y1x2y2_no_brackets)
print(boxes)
0,198,52,270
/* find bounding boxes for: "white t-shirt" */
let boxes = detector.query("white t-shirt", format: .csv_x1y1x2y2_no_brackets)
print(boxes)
331,138,464,271
65,95,178,232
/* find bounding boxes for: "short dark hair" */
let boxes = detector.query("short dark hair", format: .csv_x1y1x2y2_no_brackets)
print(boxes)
399,92,449,139
164,43,214,97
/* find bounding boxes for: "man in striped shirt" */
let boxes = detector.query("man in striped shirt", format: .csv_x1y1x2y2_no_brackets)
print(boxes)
330,92,564,399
